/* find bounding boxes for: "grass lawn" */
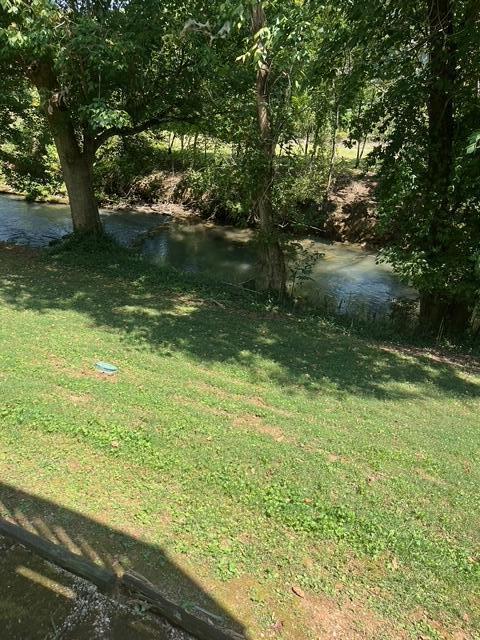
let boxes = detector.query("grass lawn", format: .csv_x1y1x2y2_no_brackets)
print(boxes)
0,243,479,639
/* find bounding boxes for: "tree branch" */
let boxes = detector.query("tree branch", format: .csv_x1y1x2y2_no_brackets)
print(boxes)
93,113,199,151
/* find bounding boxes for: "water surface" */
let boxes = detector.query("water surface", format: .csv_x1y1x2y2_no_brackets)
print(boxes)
0,195,417,316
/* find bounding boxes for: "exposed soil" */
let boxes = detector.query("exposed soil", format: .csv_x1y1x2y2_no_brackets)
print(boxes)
0,241,40,258
107,200,198,223
102,171,203,223
299,591,406,640
324,174,380,246
379,343,480,375
231,414,290,443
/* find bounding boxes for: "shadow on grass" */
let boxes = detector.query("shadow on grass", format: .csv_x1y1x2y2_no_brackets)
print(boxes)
0,481,245,640
0,244,478,400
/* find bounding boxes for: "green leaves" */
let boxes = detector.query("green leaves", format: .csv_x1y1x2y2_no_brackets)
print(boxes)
80,100,131,132
2,22,26,46
466,131,480,155
0,0,19,12
0,0,211,145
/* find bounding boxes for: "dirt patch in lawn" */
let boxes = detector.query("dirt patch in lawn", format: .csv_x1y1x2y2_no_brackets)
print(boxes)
0,242,40,259
232,414,291,443
415,468,449,488
409,607,476,640
299,592,405,639
247,395,296,419
194,382,297,421
53,385,93,406
172,394,231,418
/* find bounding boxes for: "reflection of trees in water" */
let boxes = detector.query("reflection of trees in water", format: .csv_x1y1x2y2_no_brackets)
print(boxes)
161,227,256,279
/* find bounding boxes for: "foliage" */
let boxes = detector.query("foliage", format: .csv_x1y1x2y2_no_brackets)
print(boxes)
286,241,324,297
93,134,170,203
178,158,250,221
1,125,63,200
466,130,480,155
0,0,479,324
0,0,208,139
332,0,480,319
178,152,330,224
273,156,328,226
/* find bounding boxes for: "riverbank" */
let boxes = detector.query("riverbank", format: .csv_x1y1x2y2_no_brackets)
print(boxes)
1,169,381,246
0,193,417,319
0,184,200,223
1,243,479,639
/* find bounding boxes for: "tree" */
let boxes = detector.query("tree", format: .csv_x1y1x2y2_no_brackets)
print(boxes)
335,0,480,334
195,0,314,296
0,0,206,234
249,1,286,295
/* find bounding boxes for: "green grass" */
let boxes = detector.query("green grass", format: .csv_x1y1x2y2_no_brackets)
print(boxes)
0,243,479,639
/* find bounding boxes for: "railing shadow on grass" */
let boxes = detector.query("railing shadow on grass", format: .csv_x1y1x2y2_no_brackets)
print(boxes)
0,481,246,640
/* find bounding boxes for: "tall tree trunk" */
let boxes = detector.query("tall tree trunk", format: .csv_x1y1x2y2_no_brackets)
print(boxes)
168,132,176,154
355,139,362,168
29,61,102,235
311,123,321,162
420,0,466,333
324,97,340,200
304,128,311,157
251,2,286,297
192,132,199,167
427,0,454,214
353,100,363,168
355,135,367,168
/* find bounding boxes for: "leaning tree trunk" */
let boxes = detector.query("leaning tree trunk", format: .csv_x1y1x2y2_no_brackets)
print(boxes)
355,135,368,169
251,2,287,298
29,61,102,235
53,128,102,235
